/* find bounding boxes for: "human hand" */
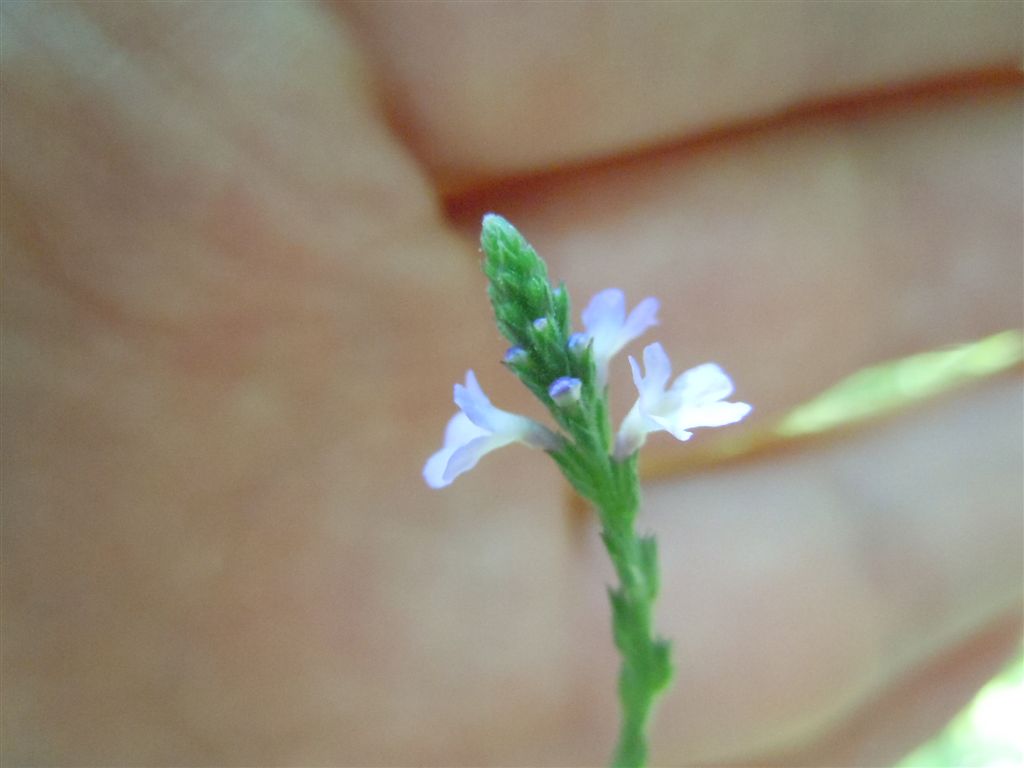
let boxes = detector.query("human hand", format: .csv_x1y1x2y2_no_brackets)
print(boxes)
3,2,1020,764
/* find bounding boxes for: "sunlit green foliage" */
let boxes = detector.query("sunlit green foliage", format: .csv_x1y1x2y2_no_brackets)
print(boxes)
777,330,1022,437
897,652,1023,768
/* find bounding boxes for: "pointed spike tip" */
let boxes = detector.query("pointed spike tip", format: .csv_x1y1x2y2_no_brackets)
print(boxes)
481,213,518,247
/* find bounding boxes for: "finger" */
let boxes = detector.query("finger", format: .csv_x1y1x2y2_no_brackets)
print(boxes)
567,376,1022,763
0,2,501,763
449,90,1022,455
2,4,613,765
340,0,1022,179
1,0,438,330
738,612,1021,767
3,3,1018,765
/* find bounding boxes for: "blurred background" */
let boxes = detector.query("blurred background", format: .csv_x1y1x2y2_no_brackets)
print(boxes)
762,331,1022,768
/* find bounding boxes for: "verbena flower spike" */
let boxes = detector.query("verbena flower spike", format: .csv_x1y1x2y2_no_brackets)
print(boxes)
423,214,752,767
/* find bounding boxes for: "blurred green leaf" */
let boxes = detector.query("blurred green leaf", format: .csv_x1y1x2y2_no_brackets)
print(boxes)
897,652,1023,768
777,330,1022,438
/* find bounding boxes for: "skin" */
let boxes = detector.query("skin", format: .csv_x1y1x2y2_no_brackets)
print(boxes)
2,1,1021,765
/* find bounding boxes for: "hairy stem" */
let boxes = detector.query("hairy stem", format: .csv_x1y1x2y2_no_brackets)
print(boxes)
597,459,673,768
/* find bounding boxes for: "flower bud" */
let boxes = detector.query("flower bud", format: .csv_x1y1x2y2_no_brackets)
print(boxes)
548,376,583,407
503,346,528,365
568,332,590,355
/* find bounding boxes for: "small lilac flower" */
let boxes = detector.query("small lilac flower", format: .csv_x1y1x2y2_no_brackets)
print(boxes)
548,376,582,407
424,371,561,488
580,288,660,385
614,343,752,458
532,317,549,332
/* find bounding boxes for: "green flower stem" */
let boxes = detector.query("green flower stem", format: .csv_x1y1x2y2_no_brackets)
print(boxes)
592,456,672,768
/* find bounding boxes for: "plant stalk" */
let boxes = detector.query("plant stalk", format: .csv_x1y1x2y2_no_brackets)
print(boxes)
596,458,672,768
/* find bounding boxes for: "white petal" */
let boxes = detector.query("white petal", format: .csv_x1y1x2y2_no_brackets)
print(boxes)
628,355,644,392
445,410,490,447
423,448,456,488
453,371,560,450
443,434,514,484
581,288,626,336
673,401,753,431
504,415,562,451
637,359,752,443
454,370,501,432
620,296,659,347
670,363,735,407
640,343,673,394
422,412,489,488
463,369,488,400
646,413,695,443
613,400,652,458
